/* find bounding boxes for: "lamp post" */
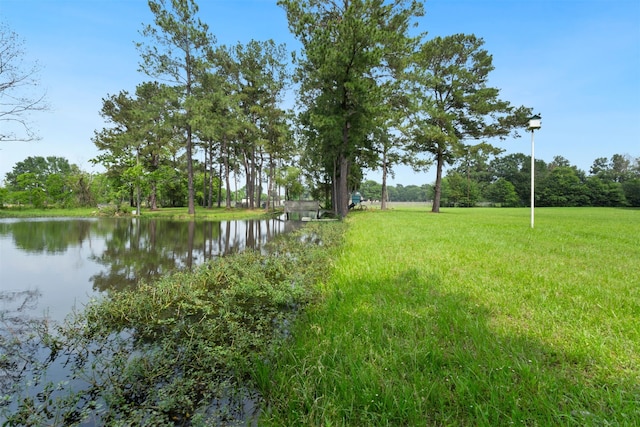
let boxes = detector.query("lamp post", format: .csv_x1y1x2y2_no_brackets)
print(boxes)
528,114,541,228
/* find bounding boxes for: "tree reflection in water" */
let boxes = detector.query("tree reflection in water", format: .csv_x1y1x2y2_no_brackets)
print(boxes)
0,217,300,294
0,216,304,424
0,290,47,404
89,218,300,292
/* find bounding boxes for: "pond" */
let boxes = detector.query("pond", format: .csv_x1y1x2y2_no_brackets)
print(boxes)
0,217,299,323
1,216,301,424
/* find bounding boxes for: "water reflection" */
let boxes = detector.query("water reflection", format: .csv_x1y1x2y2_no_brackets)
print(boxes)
89,218,299,292
1,217,303,425
0,217,299,321
0,289,44,396
0,217,96,254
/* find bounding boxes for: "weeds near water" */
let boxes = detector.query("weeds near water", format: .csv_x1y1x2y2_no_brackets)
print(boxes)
1,221,345,426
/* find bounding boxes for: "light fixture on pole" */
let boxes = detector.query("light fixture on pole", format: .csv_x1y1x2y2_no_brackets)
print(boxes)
528,114,541,228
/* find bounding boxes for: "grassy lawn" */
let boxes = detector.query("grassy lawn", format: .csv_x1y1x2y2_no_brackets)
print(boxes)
259,207,640,426
0,206,272,220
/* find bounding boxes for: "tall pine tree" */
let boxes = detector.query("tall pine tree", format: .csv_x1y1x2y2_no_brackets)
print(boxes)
279,0,423,217
407,34,531,212
138,0,215,214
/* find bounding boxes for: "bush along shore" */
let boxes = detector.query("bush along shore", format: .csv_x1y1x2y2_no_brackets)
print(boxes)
1,221,346,426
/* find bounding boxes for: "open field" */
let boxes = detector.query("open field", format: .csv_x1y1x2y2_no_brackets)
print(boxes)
259,207,640,426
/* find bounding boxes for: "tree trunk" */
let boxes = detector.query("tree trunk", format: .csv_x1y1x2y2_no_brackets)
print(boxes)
222,140,232,208
186,125,195,215
256,167,262,209
267,159,274,210
208,144,214,208
336,122,352,218
331,157,338,216
149,153,159,210
432,148,444,213
256,148,264,209
217,160,223,208
381,150,388,210
136,183,141,216
338,154,349,218
243,150,254,208
149,182,157,210
185,43,195,215
202,150,207,208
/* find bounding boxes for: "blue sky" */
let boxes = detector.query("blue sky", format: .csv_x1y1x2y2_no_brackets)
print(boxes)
1,0,639,186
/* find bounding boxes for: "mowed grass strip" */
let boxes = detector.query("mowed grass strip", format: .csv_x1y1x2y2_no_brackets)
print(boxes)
0,206,269,220
258,208,640,426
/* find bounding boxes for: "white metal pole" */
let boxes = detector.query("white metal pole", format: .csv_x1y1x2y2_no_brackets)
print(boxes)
531,129,535,228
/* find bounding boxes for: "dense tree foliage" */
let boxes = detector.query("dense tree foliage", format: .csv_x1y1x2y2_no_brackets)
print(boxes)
436,152,640,207
1,156,95,207
93,82,182,211
226,40,292,210
89,1,293,211
279,0,424,217
2,152,638,208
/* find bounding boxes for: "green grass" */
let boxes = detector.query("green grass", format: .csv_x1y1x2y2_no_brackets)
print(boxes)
0,205,271,220
140,206,272,220
258,207,640,426
0,206,98,217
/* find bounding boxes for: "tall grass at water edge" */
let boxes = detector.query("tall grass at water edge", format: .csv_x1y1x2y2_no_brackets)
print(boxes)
258,208,640,426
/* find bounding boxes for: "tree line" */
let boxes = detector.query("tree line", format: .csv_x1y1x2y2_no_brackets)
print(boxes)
0,156,95,208
2,1,636,215
359,153,640,207
2,151,637,209
0,155,277,209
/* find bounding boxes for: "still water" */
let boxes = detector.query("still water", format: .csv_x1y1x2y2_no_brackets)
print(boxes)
0,217,298,323
1,216,299,424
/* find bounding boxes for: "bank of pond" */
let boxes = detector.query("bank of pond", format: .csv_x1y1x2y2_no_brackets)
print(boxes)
1,216,345,425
